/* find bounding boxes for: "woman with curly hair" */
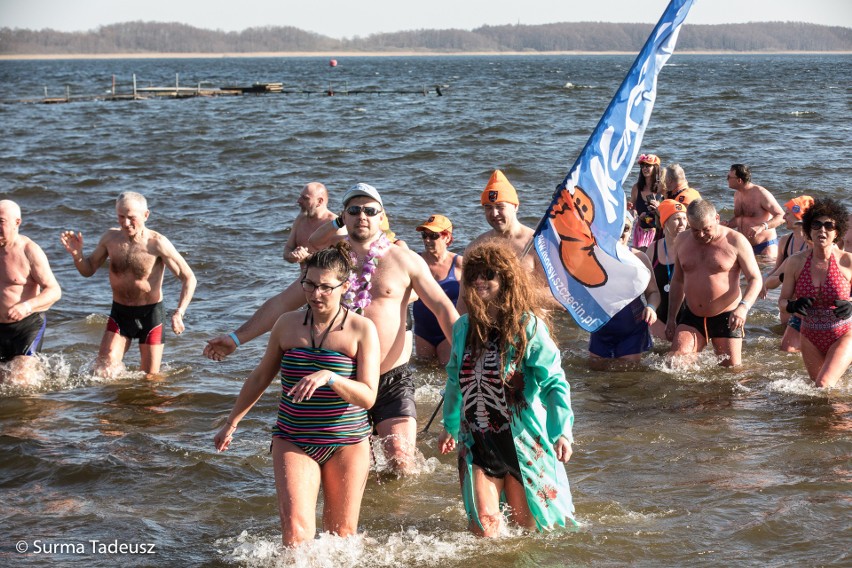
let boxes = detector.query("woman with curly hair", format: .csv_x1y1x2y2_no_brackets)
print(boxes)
779,197,852,388
214,242,380,546
438,240,576,536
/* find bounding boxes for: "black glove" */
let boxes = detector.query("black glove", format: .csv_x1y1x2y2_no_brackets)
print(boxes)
786,297,814,317
833,299,852,319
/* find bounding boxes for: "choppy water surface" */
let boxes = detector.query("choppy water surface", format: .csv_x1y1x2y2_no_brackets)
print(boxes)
0,54,850,567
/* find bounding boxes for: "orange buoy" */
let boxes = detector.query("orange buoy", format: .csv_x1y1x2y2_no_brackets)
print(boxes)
329,59,338,67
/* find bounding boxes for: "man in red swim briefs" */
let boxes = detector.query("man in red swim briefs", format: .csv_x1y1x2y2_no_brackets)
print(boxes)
61,192,196,377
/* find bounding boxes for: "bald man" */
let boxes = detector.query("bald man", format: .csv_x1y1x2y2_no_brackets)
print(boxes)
283,182,337,263
0,200,61,383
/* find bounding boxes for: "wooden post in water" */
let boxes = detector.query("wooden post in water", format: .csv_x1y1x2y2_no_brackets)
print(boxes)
133,74,137,99
66,85,70,101
43,86,48,99
112,75,116,96
176,73,179,95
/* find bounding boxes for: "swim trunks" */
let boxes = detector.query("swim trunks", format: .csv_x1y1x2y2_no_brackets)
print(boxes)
468,428,523,482
794,253,852,355
272,347,371,464
413,255,460,347
107,301,165,344
0,312,47,362
677,304,744,341
589,296,652,358
371,364,417,425
788,315,802,332
752,237,779,255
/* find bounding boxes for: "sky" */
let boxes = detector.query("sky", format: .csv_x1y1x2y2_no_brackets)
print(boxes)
1,0,850,38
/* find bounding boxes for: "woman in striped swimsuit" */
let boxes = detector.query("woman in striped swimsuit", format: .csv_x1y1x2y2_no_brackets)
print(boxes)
214,242,380,546
779,198,852,388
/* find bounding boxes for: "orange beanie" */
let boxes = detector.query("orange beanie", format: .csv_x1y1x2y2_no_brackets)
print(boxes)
480,170,519,206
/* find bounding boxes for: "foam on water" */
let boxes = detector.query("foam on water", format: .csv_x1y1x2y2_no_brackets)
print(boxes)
219,524,579,568
0,352,160,397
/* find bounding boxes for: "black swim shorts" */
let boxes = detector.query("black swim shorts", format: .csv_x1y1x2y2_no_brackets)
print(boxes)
468,428,523,483
107,301,166,344
677,304,744,341
0,312,47,362
370,364,417,426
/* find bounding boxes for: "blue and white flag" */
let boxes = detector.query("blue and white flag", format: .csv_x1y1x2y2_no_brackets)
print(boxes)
533,0,695,332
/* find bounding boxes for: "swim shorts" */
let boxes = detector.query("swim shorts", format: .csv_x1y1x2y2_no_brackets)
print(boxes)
107,301,165,344
677,304,744,340
0,312,47,362
788,315,802,332
588,297,652,358
370,364,417,425
468,428,523,483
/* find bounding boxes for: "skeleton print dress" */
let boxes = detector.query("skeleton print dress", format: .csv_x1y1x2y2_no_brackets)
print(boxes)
443,314,578,532
459,332,523,481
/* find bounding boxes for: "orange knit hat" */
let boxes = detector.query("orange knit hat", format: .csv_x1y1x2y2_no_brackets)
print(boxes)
658,199,687,227
480,170,519,206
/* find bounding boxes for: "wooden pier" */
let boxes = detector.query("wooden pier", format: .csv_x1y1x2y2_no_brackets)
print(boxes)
7,73,446,105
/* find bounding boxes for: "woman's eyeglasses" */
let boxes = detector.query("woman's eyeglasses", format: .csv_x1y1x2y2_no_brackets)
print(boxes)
301,280,344,295
345,205,382,217
421,231,444,241
811,220,837,231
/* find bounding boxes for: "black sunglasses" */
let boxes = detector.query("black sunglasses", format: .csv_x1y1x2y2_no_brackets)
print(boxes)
346,205,382,217
466,268,497,282
811,220,837,231
421,231,444,241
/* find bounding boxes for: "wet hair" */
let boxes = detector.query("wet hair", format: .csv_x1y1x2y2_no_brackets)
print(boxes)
636,162,663,194
303,241,354,281
801,197,848,244
461,240,552,378
730,164,751,183
686,198,714,222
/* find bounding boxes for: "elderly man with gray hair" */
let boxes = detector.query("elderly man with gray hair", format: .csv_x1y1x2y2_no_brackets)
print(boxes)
60,192,196,378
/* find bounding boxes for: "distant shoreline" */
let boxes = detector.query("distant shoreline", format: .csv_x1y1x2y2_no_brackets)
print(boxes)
2,50,851,61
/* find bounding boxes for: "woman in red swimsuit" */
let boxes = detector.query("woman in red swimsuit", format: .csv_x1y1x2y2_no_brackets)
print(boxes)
779,198,852,388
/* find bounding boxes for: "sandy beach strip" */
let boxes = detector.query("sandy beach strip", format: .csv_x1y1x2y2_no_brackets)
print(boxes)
2,50,849,61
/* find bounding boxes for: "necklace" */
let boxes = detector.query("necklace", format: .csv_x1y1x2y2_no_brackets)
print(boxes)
343,233,392,314
308,305,343,349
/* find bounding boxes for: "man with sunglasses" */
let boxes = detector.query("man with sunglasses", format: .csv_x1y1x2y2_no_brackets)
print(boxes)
724,164,785,261
282,182,337,264
204,183,459,474
665,199,762,367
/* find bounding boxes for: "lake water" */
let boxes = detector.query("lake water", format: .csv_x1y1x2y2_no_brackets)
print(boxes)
0,53,850,567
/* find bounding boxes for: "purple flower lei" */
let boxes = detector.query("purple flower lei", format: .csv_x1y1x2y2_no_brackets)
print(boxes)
343,233,392,314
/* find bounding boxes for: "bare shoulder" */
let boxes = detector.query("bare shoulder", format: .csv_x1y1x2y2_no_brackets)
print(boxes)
630,247,652,269
147,229,179,253
466,230,494,251
836,249,852,269
347,309,378,335
272,310,307,334
724,226,750,249
785,249,809,271
389,244,428,275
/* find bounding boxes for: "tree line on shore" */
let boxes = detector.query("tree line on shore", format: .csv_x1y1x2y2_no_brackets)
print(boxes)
1,21,850,55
